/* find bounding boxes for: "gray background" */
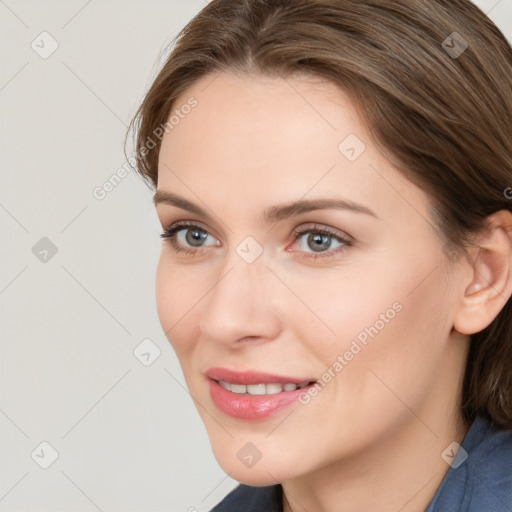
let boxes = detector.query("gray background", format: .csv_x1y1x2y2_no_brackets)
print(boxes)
1,1,511,511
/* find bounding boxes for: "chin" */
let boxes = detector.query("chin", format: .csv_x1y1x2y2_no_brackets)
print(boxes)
225,467,283,486
213,449,297,486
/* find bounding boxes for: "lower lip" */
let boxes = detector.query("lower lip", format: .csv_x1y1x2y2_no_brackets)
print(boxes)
208,379,313,420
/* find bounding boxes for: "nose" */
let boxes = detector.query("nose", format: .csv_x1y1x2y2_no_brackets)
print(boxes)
198,255,282,347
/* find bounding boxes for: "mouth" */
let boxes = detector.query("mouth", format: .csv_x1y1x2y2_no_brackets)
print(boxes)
205,367,318,420
215,380,315,395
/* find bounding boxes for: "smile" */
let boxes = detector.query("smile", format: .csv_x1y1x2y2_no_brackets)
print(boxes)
217,380,312,395
205,368,319,420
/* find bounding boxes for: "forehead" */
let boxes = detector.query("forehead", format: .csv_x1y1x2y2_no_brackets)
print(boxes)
156,71,432,228
161,70,361,144
158,71,367,184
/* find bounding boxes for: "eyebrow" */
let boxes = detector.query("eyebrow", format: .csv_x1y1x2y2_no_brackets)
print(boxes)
153,190,378,223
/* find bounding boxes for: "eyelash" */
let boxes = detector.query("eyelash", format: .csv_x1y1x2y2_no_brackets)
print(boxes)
159,221,352,261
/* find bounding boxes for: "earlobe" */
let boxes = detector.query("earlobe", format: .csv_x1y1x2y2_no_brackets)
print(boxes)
453,210,512,336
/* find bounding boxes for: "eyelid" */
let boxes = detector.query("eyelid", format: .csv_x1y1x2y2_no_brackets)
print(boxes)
290,222,352,241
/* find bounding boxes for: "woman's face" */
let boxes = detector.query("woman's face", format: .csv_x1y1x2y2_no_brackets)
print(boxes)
154,71,468,484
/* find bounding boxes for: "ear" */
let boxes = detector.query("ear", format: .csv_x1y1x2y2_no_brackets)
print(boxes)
453,210,512,335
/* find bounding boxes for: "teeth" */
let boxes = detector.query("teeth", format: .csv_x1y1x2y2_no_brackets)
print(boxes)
230,384,247,394
219,380,231,390
265,383,283,394
218,380,311,395
246,384,267,395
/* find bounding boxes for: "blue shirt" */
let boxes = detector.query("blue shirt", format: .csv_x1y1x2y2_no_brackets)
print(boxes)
210,415,512,511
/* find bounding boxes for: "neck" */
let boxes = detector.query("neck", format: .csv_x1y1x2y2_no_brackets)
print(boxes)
282,413,470,512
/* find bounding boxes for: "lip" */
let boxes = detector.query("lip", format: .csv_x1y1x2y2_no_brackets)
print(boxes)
206,367,318,421
205,367,316,385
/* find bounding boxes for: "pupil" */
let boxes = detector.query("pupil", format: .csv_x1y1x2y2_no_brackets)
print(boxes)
309,233,330,252
187,229,207,247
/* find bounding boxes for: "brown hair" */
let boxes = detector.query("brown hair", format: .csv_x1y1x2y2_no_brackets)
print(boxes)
125,0,512,429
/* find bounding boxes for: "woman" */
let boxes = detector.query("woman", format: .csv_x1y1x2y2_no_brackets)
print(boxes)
126,0,512,510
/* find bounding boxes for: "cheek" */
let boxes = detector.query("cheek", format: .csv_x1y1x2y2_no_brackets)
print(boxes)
288,254,452,394
323,262,452,414
280,264,402,357
155,255,176,334
155,253,202,358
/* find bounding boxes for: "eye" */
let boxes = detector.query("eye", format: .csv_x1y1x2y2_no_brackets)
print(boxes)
160,221,352,261
288,223,352,261
160,221,220,257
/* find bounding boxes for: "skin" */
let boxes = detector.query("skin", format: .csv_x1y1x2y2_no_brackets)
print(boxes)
154,70,512,512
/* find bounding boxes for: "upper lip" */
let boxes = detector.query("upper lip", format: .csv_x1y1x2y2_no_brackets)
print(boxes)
205,367,317,385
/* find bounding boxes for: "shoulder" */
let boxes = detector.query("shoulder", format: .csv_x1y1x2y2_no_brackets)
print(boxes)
427,416,512,512
466,418,512,509
210,483,282,512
